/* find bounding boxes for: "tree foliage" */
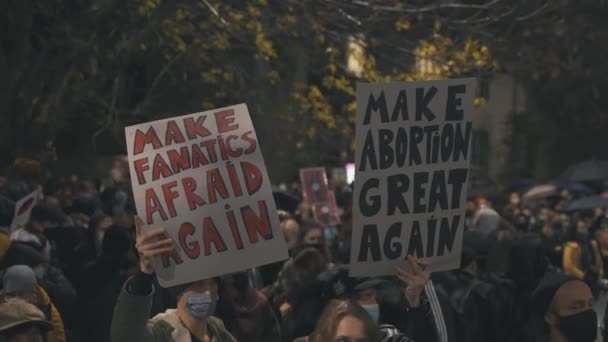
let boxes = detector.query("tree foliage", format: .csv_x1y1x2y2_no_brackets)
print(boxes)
2,0,603,180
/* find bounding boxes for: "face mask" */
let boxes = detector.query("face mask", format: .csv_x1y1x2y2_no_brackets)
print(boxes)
184,293,218,320
557,309,597,342
362,303,379,323
324,227,338,241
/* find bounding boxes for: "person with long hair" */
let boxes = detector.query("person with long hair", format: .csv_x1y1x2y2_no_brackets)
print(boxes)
563,217,603,295
314,299,378,342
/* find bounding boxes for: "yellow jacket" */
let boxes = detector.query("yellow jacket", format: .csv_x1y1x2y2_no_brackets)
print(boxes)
0,286,66,342
563,241,604,280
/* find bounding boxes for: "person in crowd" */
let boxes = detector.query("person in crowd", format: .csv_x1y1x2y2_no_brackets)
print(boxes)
258,211,301,290
10,202,65,261
0,301,53,342
562,217,603,295
296,299,379,342
0,265,66,342
79,225,136,342
280,211,300,252
111,217,236,342
473,198,501,236
596,226,608,276
216,272,281,342
530,272,597,342
540,222,563,269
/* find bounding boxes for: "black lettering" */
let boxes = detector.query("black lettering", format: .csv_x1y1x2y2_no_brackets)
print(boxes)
391,90,409,121
359,131,378,171
413,172,429,214
424,125,439,163
360,178,381,217
448,169,468,209
453,122,472,162
387,174,410,215
384,222,403,260
358,225,382,262
379,129,394,169
416,86,437,121
407,220,425,258
426,217,437,257
395,128,408,167
446,84,466,121
428,170,448,211
437,215,460,256
363,91,389,125
409,126,424,166
441,124,454,162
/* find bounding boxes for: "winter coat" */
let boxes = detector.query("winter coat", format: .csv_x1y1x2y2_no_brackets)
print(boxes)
111,284,236,342
0,286,66,342
10,227,51,261
563,240,604,279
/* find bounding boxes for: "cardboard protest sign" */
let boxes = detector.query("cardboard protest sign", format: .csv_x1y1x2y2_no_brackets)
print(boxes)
125,104,288,287
11,191,40,232
349,79,475,277
300,167,330,204
312,191,341,226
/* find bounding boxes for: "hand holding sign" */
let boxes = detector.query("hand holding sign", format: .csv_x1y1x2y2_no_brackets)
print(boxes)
395,255,431,307
135,216,175,275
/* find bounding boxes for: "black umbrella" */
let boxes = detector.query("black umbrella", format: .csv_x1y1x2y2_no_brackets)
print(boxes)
561,159,608,182
565,194,608,212
271,185,301,214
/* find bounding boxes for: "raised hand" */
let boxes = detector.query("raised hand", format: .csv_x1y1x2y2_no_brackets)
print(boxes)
395,255,431,307
134,216,175,274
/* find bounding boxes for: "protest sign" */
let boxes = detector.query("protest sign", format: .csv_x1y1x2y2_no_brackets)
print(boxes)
11,190,40,232
125,104,288,287
300,167,330,204
349,78,475,277
312,191,341,226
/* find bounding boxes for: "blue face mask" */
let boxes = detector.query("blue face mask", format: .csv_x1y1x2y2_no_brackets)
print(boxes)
184,293,218,320
362,303,379,323
324,227,338,241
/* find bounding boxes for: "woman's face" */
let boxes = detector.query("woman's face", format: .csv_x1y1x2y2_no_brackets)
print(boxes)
304,228,323,245
576,220,589,234
334,315,369,342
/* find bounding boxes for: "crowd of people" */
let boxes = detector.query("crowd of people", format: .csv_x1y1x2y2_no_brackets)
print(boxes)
0,159,606,342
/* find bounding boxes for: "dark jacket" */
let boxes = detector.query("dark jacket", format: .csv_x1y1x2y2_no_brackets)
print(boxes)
111,277,236,342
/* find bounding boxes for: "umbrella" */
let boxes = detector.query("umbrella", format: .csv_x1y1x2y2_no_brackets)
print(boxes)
271,185,301,214
523,184,558,201
550,180,594,195
561,159,608,182
565,194,608,212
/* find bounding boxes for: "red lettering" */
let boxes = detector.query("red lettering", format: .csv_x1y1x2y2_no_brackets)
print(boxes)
207,168,228,204
241,161,263,195
133,127,163,155
152,154,173,181
184,116,211,140
158,233,184,268
226,135,243,158
202,217,227,256
134,158,150,185
182,177,206,210
217,136,229,161
226,209,244,250
200,139,218,163
191,144,210,168
167,147,192,173
241,200,273,243
162,181,179,219
145,188,168,224
226,162,243,197
165,120,186,145
215,109,239,133
178,223,200,259
241,131,257,154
